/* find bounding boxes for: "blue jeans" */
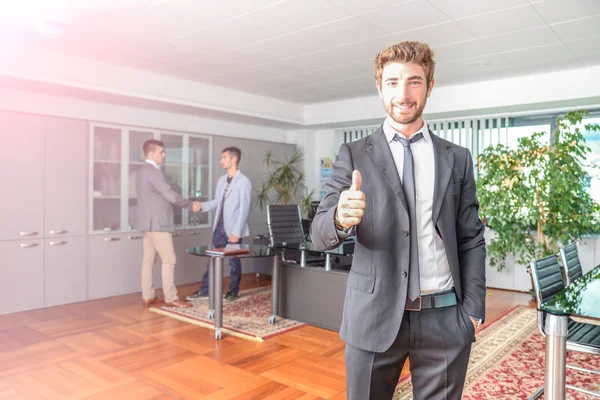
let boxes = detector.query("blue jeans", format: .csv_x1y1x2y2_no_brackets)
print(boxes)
199,224,242,295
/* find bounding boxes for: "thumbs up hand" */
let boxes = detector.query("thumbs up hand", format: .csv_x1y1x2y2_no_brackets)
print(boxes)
335,170,366,229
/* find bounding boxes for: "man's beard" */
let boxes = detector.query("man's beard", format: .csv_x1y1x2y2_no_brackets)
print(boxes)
385,100,426,125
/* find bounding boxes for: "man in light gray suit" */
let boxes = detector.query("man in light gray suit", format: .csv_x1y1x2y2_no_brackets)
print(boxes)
137,139,200,308
310,41,486,399
187,147,251,301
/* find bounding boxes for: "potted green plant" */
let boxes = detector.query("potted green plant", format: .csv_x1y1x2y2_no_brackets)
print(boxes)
253,149,316,218
477,110,600,274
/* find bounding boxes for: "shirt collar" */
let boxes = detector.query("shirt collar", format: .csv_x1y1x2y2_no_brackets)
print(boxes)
145,159,160,169
383,117,432,144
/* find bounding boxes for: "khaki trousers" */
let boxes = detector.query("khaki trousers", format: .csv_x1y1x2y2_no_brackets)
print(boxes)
141,231,178,303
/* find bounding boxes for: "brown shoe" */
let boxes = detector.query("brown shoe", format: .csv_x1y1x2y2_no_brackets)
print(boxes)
143,298,157,306
165,299,192,308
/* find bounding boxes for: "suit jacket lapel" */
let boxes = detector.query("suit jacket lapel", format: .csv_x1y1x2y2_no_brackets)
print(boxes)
366,127,408,213
431,132,454,225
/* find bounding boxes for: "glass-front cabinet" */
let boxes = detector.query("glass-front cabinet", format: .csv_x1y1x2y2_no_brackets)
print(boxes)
91,126,122,232
188,136,211,227
90,124,212,234
161,133,185,229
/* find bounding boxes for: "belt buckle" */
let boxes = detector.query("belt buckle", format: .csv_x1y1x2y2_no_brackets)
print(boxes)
406,296,422,311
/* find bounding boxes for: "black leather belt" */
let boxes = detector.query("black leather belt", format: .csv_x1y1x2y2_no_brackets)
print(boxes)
405,288,457,311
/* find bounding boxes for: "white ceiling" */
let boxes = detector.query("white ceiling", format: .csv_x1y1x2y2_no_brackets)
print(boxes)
2,0,600,104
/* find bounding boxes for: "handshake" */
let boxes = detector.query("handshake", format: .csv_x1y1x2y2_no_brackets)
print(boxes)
192,201,202,213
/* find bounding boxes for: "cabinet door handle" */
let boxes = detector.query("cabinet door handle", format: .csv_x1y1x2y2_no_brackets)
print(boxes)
173,233,183,237
104,237,121,242
188,231,202,236
20,243,39,248
128,235,143,240
20,231,39,237
49,241,68,246
103,227,114,231
49,230,68,235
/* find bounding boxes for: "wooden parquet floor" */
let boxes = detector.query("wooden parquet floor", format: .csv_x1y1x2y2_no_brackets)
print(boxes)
0,273,532,399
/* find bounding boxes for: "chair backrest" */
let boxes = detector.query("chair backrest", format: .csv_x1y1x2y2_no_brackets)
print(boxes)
266,204,305,247
559,242,583,286
530,255,565,306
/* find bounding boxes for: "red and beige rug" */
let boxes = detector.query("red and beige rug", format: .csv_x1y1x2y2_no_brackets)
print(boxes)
394,306,600,399
150,286,305,342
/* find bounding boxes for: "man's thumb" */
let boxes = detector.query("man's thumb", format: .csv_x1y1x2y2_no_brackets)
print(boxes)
350,170,362,191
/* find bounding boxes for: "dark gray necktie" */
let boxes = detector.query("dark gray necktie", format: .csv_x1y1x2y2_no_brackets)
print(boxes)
393,132,423,301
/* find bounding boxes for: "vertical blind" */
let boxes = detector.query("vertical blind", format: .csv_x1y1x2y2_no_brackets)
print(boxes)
339,117,512,175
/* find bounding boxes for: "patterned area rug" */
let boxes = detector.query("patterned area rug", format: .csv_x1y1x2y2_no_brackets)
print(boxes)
394,306,600,399
150,286,305,342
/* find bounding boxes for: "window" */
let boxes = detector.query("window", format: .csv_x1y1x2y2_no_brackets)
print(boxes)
581,117,600,204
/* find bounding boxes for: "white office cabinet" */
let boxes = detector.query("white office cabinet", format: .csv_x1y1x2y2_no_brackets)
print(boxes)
0,239,44,315
45,118,88,237
88,234,125,299
0,111,45,241
123,233,144,295
173,231,187,285
184,229,211,284
45,237,87,306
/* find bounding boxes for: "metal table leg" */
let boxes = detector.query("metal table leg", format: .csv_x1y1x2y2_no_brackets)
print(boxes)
325,253,332,271
214,257,224,339
208,257,215,319
544,313,567,400
269,254,280,325
300,249,306,267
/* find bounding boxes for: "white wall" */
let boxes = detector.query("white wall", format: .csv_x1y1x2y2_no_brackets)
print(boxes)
0,44,304,125
303,65,600,126
285,128,342,200
0,86,291,143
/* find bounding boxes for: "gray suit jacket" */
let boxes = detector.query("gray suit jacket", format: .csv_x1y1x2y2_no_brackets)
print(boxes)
136,163,191,232
310,127,486,353
201,170,251,238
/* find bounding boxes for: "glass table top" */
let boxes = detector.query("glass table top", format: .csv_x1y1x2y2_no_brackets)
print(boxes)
187,244,284,258
539,265,600,323
303,239,355,255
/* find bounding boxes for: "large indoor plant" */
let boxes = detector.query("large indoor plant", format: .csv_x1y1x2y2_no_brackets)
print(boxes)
253,149,315,217
477,110,600,271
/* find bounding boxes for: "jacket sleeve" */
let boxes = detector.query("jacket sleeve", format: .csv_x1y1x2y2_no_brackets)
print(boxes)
310,143,354,251
152,169,191,209
230,176,252,238
201,177,221,212
456,148,487,322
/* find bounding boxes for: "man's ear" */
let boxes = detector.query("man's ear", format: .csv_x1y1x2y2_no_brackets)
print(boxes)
427,78,435,98
376,80,383,99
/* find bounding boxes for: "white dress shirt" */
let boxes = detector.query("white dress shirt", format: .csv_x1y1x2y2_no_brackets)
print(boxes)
145,159,160,169
382,118,454,294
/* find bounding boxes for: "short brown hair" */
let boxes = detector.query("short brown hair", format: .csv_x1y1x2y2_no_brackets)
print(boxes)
143,139,164,156
374,41,435,88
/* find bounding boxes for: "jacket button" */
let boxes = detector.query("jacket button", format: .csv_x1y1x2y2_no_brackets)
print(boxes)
402,230,409,237
401,271,408,278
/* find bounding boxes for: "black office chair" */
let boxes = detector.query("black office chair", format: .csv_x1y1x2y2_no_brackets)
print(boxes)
266,204,325,265
527,255,600,399
559,242,583,286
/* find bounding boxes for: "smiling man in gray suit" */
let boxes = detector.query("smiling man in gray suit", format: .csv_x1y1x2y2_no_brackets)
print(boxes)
137,139,200,308
186,147,252,301
310,41,486,399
